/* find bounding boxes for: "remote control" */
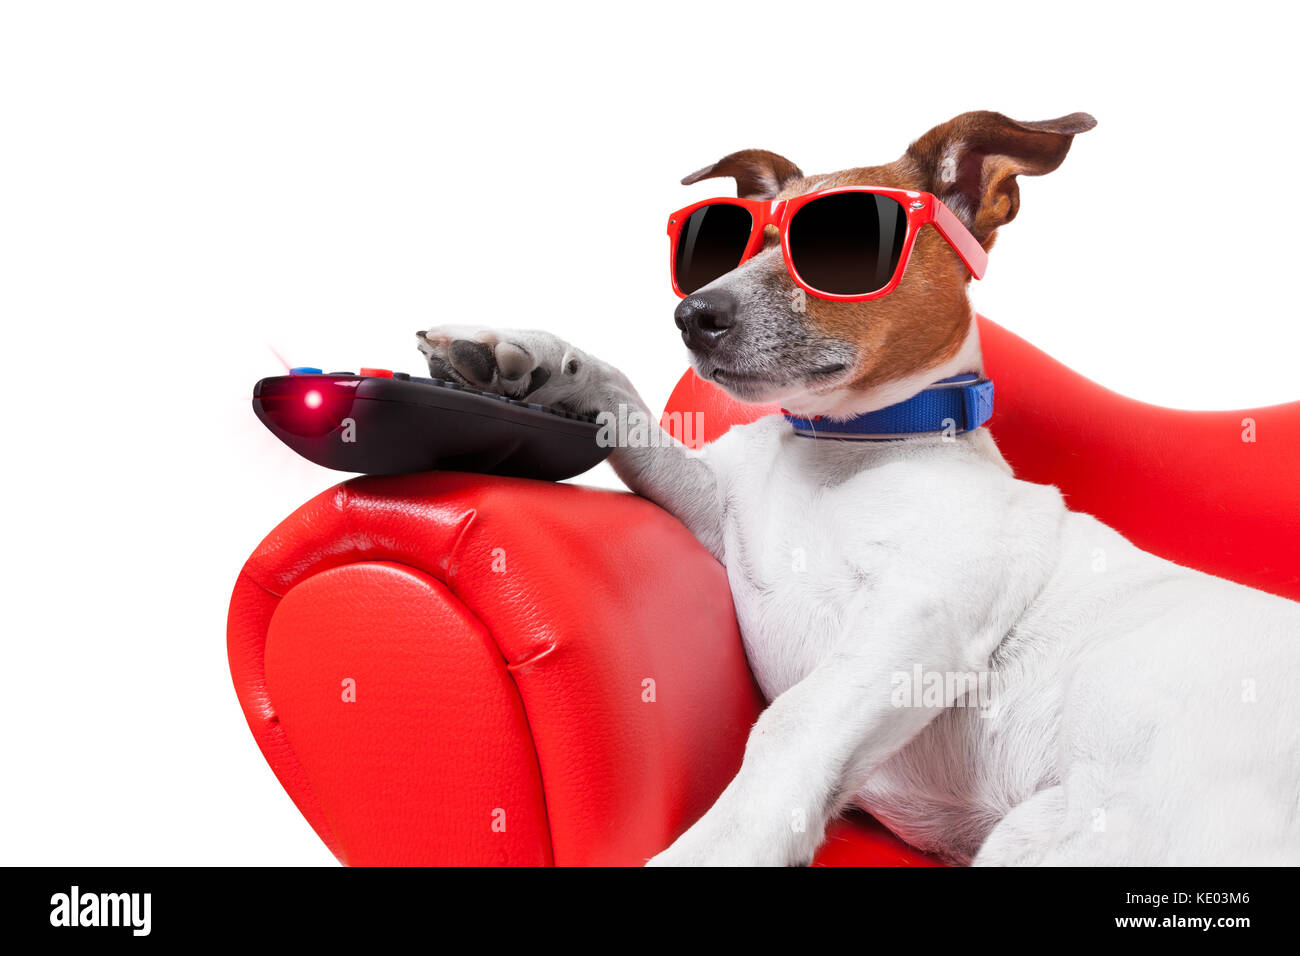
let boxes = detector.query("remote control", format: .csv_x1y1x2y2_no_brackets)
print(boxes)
252,366,611,480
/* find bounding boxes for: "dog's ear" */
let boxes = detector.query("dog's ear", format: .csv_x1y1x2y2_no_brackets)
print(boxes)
907,111,1096,241
680,149,803,200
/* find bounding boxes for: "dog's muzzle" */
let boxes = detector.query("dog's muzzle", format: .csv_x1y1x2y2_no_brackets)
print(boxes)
674,290,738,354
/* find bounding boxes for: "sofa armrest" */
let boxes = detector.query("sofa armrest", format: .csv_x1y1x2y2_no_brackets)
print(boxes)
228,471,763,865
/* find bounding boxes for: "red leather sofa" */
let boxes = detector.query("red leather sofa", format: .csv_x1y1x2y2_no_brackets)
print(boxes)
227,316,1300,866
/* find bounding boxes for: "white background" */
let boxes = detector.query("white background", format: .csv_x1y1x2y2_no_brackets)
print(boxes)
2,1,1296,865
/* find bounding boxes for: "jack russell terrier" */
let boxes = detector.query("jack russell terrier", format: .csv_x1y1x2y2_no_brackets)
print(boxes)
418,110,1300,866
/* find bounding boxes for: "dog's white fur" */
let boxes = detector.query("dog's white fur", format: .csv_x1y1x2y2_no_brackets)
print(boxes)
418,316,1300,866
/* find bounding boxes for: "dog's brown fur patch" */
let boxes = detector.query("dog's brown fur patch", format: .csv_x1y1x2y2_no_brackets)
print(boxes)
773,160,973,391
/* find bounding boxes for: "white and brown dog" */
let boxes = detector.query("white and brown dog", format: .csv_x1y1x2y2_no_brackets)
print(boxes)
419,111,1300,866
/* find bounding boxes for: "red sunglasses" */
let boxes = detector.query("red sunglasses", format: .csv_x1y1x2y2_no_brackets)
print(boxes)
667,186,988,302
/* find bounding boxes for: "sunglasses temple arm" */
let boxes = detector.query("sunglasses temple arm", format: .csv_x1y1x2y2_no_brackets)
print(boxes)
930,200,990,280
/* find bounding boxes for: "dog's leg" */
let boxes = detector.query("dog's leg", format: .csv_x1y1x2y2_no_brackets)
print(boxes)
417,327,726,553
648,600,1000,866
971,785,1065,866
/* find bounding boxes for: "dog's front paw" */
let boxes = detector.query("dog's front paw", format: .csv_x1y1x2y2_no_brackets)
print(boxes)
416,325,620,416
645,812,811,867
646,842,801,868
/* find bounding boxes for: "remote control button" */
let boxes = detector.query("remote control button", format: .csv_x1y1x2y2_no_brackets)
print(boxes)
392,372,410,380
360,367,394,378
289,366,323,376
327,371,353,376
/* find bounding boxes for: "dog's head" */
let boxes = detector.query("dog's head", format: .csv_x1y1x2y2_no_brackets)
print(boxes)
673,110,1096,416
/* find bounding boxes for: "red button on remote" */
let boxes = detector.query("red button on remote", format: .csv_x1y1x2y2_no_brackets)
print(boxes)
359,367,394,378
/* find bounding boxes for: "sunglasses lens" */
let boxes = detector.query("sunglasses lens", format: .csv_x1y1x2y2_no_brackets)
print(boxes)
673,203,753,294
787,192,907,296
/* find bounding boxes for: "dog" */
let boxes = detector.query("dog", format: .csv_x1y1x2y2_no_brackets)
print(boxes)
418,110,1300,865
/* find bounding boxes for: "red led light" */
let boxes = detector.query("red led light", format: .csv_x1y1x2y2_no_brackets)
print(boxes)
304,389,323,409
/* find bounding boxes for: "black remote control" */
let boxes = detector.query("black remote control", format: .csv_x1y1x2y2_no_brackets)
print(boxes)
252,366,611,480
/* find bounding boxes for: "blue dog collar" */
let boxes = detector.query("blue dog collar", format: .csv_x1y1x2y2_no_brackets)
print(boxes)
783,373,994,441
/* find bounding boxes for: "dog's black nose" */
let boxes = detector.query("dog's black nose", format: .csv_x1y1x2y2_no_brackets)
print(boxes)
674,291,738,353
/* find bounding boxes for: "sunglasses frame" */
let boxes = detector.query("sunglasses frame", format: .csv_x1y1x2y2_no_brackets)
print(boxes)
667,185,989,302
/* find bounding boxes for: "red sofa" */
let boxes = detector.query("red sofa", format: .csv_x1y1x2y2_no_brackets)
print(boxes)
228,316,1300,866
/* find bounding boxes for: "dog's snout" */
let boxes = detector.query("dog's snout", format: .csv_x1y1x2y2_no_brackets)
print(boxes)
674,291,738,353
